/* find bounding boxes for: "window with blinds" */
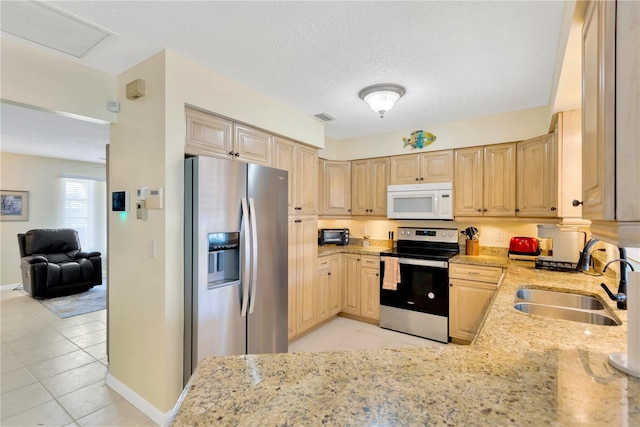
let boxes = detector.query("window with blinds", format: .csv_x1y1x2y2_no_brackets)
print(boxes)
60,176,106,263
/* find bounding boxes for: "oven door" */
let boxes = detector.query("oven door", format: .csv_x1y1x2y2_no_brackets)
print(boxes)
380,256,449,317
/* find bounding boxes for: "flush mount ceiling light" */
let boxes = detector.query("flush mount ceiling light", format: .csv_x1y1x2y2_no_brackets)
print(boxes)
358,84,406,118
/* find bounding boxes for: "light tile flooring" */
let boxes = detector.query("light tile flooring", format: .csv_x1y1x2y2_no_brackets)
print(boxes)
289,316,450,353
2,287,450,426
0,287,154,426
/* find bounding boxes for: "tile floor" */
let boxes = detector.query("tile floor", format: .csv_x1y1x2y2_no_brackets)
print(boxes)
289,316,450,353
2,286,450,426
0,286,154,426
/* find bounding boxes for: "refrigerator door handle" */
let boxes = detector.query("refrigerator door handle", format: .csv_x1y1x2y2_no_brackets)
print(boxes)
248,197,258,314
240,197,251,318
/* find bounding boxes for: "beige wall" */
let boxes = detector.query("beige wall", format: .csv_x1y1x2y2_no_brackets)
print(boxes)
320,106,550,160
0,39,117,123
0,152,106,285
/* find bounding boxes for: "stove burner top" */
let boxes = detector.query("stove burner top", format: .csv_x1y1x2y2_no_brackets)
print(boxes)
383,227,460,261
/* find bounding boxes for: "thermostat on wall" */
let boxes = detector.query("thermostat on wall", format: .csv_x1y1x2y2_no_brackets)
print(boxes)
146,188,163,209
112,191,130,212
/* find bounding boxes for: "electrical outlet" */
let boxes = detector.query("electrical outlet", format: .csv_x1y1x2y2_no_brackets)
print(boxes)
496,231,504,242
361,225,367,235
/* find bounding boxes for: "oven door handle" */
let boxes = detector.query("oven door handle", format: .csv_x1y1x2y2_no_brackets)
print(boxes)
381,256,448,269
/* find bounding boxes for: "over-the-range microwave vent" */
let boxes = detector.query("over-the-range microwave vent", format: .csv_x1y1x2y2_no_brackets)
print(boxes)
313,113,336,122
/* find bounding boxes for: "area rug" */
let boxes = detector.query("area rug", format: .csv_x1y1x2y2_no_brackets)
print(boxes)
38,282,106,319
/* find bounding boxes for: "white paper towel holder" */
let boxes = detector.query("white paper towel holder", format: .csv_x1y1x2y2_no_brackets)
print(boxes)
609,270,640,378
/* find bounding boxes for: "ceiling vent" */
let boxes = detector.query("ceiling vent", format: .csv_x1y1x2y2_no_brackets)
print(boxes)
1,1,116,58
313,113,336,122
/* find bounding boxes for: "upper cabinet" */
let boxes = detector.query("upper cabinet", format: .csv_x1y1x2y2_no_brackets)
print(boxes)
319,160,351,216
581,0,640,245
389,150,453,185
516,133,558,218
185,107,273,166
351,157,389,216
454,143,515,217
275,137,318,215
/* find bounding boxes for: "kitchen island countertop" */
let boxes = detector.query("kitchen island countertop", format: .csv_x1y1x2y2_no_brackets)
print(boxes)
168,261,638,426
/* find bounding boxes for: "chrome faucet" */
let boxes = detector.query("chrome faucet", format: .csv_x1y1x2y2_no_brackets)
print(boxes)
601,250,635,310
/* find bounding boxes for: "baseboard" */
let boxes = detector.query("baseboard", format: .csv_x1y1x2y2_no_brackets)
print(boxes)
106,373,170,426
0,283,22,291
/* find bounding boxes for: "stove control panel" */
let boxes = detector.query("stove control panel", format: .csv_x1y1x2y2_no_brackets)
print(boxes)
397,227,458,244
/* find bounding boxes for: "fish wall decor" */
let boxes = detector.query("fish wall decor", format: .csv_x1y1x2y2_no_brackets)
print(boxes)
403,130,437,150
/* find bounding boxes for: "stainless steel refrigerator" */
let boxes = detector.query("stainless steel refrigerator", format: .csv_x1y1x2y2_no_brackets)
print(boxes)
184,156,288,384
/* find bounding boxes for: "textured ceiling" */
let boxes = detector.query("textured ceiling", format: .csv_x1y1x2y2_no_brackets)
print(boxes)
1,0,571,163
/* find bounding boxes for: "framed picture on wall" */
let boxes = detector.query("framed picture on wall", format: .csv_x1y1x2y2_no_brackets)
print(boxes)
1,190,29,221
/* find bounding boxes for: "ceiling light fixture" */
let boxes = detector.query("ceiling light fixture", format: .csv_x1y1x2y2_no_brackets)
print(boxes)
358,84,406,118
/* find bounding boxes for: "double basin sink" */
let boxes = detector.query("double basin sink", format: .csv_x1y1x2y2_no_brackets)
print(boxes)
514,287,621,326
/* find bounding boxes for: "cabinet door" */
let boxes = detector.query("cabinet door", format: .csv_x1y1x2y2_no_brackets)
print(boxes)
582,0,616,220
421,150,453,183
185,108,232,157
275,138,297,214
389,154,421,184
317,260,331,323
449,279,496,342
351,160,369,216
360,268,380,321
342,254,360,315
297,146,318,215
323,161,351,215
328,255,342,316
483,143,516,217
370,158,389,216
295,216,318,334
454,147,483,216
233,124,274,166
516,133,558,217
287,218,298,339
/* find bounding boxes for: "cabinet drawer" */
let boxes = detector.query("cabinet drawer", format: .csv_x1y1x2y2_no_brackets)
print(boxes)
449,264,502,284
361,255,379,269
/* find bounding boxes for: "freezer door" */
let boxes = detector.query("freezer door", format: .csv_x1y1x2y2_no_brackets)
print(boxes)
246,163,289,354
194,280,246,364
185,156,248,381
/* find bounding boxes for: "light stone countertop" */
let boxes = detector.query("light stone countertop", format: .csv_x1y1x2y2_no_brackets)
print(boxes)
168,259,639,426
318,244,391,257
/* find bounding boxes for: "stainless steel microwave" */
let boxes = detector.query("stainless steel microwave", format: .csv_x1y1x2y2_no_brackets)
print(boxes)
387,183,453,220
318,228,350,246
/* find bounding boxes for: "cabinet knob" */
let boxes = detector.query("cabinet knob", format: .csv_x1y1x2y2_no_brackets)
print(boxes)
477,208,482,212
328,272,331,276
234,152,240,157
376,273,379,277
482,209,488,212
420,177,424,181
228,151,235,155
515,208,520,213
415,177,420,181
295,219,302,223
550,207,556,211
572,199,583,207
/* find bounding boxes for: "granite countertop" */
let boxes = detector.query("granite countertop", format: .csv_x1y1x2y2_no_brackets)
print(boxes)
168,261,639,426
318,244,390,257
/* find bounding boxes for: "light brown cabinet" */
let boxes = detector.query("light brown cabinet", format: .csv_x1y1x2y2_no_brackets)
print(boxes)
319,160,351,216
454,143,516,217
288,215,318,339
581,0,640,245
341,254,380,321
351,158,389,216
275,137,318,215
516,133,558,218
317,255,342,323
185,107,274,166
449,264,503,342
389,150,453,185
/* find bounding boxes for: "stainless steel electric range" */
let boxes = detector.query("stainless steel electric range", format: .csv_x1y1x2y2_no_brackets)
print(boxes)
379,227,459,343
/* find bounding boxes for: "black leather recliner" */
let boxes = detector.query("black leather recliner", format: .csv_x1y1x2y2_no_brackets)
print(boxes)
18,229,102,298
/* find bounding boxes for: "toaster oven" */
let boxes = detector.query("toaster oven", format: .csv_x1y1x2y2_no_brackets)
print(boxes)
318,228,350,246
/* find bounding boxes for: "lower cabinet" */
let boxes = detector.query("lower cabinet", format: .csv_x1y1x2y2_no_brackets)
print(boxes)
341,254,380,321
288,215,318,339
449,264,503,342
317,255,342,323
